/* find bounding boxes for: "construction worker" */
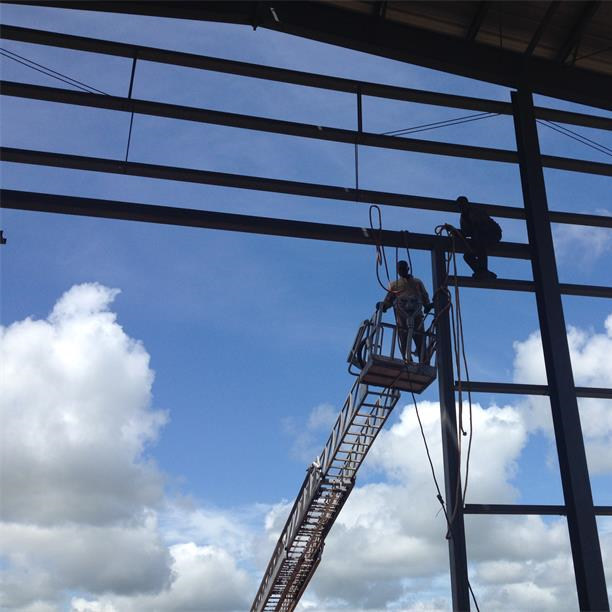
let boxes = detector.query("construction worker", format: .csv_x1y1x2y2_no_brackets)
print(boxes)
457,195,502,280
379,260,432,362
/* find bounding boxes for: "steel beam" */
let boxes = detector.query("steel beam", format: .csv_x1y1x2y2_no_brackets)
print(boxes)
4,146,612,231
432,247,471,611
512,89,608,611
0,188,530,258
3,81,612,177
525,1,560,56
3,25,612,130
451,276,612,298
0,24,510,112
465,504,612,516
555,1,601,63
0,81,520,165
455,381,612,400
9,2,612,111
466,1,489,41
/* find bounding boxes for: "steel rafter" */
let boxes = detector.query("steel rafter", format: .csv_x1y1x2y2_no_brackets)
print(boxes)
2,25,612,131
525,1,561,56
555,1,601,63
8,1,612,110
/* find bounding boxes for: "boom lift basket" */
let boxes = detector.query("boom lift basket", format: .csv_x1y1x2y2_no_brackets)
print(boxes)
347,306,437,393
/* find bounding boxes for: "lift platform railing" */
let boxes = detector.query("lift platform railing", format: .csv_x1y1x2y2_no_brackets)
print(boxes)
348,306,438,394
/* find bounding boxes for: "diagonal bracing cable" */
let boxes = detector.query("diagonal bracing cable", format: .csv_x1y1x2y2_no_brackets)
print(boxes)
0,47,109,95
382,111,500,137
537,119,612,159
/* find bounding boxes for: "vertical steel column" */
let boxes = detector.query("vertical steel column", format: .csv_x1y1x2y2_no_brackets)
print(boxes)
511,89,608,611
432,247,470,611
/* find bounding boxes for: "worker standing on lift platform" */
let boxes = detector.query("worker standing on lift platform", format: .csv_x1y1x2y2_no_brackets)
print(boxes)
379,260,432,363
457,195,502,280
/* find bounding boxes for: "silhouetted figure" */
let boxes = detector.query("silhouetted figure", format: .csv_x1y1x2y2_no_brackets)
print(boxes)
457,196,502,280
379,260,432,362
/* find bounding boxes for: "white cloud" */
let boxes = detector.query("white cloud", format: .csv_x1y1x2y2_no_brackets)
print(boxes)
74,543,254,612
1,518,171,609
279,311,612,609
3,284,610,611
513,317,612,474
283,402,337,462
553,216,612,264
0,283,166,526
0,284,252,611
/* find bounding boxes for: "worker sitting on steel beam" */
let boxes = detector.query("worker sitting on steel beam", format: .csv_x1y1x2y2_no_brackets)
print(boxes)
379,260,432,363
456,195,502,280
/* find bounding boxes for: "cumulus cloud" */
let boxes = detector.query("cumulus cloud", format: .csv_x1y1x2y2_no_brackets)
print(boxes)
277,312,612,610
3,284,610,611
283,402,337,462
1,518,171,609
0,284,253,611
513,314,612,474
553,212,612,264
72,542,255,612
0,283,166,526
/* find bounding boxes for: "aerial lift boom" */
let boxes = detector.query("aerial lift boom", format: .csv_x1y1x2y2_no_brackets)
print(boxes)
251,307,437,611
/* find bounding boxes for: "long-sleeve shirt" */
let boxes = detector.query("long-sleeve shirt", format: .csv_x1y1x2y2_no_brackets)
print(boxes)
460,208,502,242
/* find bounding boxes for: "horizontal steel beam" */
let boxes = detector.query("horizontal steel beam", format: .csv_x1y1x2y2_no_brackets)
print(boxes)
0,145,522,218
7,2,612,112
4,147,611,233
2,24,612,131
455,381,612,399
0,188,531,258
452,276,612,298
0,148,573,228
465,504,612,516
0,81,518,164
3,81,612,177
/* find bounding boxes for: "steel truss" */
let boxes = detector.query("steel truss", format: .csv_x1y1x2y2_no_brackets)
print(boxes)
1,21,611,611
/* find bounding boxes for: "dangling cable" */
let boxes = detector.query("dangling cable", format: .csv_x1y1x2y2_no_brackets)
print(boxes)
368,205,403,295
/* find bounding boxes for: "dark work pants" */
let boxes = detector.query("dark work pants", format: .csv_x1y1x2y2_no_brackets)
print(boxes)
463,236,496,275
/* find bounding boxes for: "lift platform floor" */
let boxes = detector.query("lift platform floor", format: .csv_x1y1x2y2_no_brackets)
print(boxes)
360,355,437,393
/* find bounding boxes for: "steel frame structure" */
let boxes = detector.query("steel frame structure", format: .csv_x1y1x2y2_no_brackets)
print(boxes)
1,19,611,611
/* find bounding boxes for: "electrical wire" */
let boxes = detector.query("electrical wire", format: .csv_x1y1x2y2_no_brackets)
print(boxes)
410,389,480,612
0,47,108,95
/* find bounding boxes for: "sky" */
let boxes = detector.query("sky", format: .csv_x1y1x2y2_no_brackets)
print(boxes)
0,3,611,611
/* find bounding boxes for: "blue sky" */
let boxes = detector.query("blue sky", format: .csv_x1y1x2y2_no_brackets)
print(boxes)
1,3,611,611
